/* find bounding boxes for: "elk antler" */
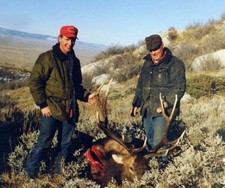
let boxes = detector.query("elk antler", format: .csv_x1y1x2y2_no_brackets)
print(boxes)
95,79,111,127
144,93,185,158
95,79,147,155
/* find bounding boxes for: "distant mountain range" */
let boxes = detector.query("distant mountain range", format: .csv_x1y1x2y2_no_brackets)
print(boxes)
0,27,106,49
0,27,107,69
0,27,56,40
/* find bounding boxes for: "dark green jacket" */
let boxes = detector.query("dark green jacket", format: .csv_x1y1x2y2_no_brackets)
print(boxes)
29,43,90,123
132,48,186,117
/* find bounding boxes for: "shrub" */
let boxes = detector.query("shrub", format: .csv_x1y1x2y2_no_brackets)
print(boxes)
0,67,30,90
0,94,15,108
202,30,225,52
171,42,199,70
111,53,141,83
95,44,138,61
0,107,40,174
168,27,178,41
185,20,216,41
85,51,142,85
200,54,222,71
186,74,225,98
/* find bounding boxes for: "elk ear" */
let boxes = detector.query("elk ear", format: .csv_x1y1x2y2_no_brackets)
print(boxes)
112,154,124,164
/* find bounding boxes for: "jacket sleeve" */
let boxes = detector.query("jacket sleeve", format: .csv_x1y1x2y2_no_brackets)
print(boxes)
132,63,146,108
166,58,186,107
29,53,52,108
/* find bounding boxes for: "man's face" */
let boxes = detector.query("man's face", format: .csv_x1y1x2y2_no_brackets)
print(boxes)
149,44,164,63
58,35,76,54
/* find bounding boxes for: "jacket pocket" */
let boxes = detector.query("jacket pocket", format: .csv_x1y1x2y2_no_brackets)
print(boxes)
47,97,67,121
154,67,169,85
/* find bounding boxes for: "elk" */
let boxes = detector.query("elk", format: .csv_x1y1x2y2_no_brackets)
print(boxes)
85,79,185,186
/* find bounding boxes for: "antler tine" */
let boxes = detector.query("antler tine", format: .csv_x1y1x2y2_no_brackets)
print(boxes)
159,93,167,120
160,93,178,122
144,148,169,158
130,137,148,154
95,78,113,123
166,130,186,150
144,130,186,159
102,78,113,110
105,78,113,96
169,94,178,120
96,82,105,95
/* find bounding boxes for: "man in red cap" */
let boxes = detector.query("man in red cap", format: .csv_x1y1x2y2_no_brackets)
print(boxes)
25,25,97,178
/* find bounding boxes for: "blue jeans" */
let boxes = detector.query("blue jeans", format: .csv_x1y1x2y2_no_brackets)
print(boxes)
143,115,167,151
25,116,74,177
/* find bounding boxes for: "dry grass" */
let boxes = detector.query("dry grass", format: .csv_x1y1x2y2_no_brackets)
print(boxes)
1,87,35,110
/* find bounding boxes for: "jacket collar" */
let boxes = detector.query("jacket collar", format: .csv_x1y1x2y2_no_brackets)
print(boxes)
52,43,75,62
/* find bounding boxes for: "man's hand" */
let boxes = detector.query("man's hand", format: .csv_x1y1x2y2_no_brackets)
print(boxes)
130,107,138,117
156,101,168,113
41,106,52,117
88,93,98,104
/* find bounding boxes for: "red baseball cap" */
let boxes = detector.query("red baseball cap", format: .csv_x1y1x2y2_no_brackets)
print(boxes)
59,25,78,38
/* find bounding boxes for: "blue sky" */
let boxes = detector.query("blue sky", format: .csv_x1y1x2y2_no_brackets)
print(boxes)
1,0,225,46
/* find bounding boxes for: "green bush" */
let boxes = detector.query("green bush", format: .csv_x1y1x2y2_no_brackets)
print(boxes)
95,44,138,61
187,74,225,98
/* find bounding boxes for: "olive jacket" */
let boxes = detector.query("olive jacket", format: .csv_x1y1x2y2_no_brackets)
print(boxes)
29,43,90,123
132,48,186,117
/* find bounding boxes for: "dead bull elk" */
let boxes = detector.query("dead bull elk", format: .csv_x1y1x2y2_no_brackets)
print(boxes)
85,79,185,185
